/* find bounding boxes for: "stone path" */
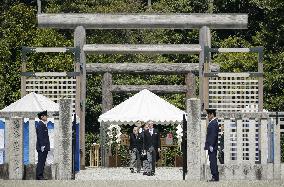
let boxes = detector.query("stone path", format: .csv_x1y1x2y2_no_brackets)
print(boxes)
75,167,184,180
1,167,283,187
1,180,283,187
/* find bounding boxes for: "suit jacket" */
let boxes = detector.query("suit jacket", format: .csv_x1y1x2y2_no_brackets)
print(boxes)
36,121,50,151
204,118,219,151
129,133,143,152
143,128,161,151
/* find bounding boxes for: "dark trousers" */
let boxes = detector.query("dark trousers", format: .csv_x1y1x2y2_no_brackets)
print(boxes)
208,150,219,180
36,150,48,180
151,148,157,173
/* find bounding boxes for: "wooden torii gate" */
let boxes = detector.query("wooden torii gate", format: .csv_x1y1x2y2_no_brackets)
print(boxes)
35,3,248,168
86,62,220,113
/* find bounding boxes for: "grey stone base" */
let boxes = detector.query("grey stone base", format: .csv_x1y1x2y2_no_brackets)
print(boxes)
0,164,54,180
1,180,283,187
0,164,9,179
282,163,284,180
201,164,279,180
23,164,36,180
23,164,52,180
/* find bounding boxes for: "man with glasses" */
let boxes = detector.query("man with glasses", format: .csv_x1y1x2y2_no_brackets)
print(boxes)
143,121,160,176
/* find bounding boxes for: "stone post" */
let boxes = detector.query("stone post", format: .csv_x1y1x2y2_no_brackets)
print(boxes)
53,116,59,179
236,119,243,164
224,119,231,164
187,98,201,180
29,118,36,164
57,99,72,180
249,119,256,164
260,118,268,164
8,117,24,179
200,115,207,180
273,115,281,180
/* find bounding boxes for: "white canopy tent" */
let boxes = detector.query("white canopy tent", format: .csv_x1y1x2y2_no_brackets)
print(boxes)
98,89,186,167
98,89,186,125
0,92,59,113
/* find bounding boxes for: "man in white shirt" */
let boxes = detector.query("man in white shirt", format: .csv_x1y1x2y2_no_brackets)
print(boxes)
143,121,160,176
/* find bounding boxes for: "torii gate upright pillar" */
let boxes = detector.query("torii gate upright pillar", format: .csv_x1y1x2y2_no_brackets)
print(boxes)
74,26,86,169
199,26,211,111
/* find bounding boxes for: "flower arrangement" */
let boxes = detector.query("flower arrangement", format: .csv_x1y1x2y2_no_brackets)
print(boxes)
176,124,183,147
106,124,122,147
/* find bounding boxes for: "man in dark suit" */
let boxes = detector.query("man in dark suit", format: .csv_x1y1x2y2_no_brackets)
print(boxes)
143,121,160,176
129,126,143,173
204,108,219,182
36,110,50,180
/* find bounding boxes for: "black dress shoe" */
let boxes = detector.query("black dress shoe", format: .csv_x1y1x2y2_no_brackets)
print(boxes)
36,177,48,180
143,172,147,175
130,168,134,173
146,172,152,176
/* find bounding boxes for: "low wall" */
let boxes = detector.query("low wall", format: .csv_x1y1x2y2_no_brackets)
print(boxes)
0,163,8,179
281,163,284,180
1,163,284,180
0,164,56,180
201,163,283,180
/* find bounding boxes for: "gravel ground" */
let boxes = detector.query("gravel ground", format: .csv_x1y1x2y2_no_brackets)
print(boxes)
75,167,184,180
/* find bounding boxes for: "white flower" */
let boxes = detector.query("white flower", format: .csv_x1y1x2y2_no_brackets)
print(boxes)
107,124,122,146
107,141,112,147
176,124,183,145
